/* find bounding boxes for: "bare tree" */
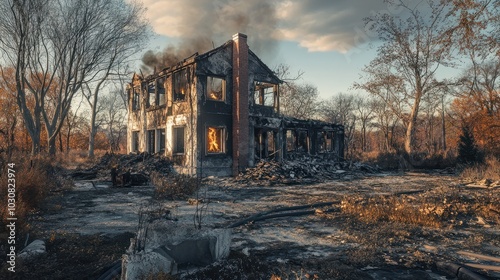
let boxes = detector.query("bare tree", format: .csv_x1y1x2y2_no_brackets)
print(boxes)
354,0,455,156
420,86,442,154
457,60,500,115
319,93,357,157
280,83,320,119
274,63,304,83
447,0,499,58
370,99,402,152
354,96,375,152
0,0,149,156
453,59,500,154
84,50,146,158
61,104,86,153
0,0,47,154
99,91,127,153
0,68,19,160
273,63,320,119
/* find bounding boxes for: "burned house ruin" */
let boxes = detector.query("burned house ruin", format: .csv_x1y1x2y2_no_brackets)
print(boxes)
127,33,344,177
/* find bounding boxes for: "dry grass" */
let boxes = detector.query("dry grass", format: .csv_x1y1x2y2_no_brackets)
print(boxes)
340,196,443,228
460,156,500,181
340,185,500,229
151,171,199,200
0,156,73,232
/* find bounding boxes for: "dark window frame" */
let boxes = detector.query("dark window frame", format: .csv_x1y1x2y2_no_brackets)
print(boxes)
158,128,166,154
147,129,155,153
206,126,226,155
173,69,189,102
147,81,155,108
206,76,226,102
253,81,277,108
172,126,186,154
132,131,139,152
132,87,140,111
157,77,166,106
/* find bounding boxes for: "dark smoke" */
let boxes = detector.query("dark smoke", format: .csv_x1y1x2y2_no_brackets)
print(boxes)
141,38,213,73
141,0,279,74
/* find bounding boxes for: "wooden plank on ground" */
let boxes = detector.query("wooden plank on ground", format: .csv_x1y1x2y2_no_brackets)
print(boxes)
465,263,500,272
458,251,500,263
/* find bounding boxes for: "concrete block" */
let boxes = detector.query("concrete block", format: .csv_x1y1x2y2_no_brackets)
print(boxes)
121,251,177,280
160,238,215,266
141,221,231,258
203,228,231,260
123,221,231,279
19,240,46,261
147,223,232,266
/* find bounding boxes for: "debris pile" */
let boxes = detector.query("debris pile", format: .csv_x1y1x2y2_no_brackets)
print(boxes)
238,156,380,183
465,178,500,189
70,153,174,186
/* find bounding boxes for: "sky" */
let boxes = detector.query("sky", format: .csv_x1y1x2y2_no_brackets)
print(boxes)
135,0,446,100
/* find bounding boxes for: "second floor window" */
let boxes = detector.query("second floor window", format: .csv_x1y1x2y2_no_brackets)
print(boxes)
207,76,225,101
173,69,189,101
132,87,140,111
254,82,276,107
157,77,166,106
147,82,155,108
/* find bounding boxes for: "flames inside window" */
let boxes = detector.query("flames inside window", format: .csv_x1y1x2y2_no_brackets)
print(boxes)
173,68,188,101
207,76,225,101
207,127,224,153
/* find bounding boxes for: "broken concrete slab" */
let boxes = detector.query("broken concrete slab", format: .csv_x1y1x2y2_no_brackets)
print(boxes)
121,250,177,280
19,240,46,261
140,220,231,261
122,221,231,279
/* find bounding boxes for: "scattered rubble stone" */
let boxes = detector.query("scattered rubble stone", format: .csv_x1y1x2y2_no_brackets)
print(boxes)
465,178,500,189
237,156,380,183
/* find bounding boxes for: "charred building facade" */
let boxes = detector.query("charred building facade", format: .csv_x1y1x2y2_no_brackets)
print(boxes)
127,33,344,177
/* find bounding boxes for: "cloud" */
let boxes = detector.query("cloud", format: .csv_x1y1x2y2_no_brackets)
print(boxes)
276,0,399,53
142,0,279,53
140,0,405,55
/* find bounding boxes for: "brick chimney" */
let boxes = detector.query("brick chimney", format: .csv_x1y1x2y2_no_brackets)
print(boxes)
232,33,249,176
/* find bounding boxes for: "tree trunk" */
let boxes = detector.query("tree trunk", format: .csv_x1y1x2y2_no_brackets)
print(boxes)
48,136,57,156
66,126,72,153
58,131,64,153
7,117,17,161
361,124,367,152
31,133,41,155
88,127,96,158
441,96,446,151
405,89,423,155
88,107,97,158
87,79,104,158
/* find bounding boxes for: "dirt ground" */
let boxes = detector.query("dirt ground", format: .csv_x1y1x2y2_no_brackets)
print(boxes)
1,169,499,280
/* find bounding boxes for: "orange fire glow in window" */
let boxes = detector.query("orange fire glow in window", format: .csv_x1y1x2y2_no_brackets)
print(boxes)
207,127,223,153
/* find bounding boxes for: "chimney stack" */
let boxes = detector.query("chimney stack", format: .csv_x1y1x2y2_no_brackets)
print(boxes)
232,33,249,176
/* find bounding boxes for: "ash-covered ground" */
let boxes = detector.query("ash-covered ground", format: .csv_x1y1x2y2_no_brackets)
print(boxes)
1,154,499,280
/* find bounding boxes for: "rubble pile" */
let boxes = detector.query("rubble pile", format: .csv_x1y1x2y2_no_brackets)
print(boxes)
70,153,174,185
96,153,173,177
238,156,380,183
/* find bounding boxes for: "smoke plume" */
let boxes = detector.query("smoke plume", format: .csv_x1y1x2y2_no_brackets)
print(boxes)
141,0,279,73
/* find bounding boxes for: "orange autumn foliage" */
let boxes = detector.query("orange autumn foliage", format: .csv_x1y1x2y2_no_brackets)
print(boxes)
451,94,500,157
